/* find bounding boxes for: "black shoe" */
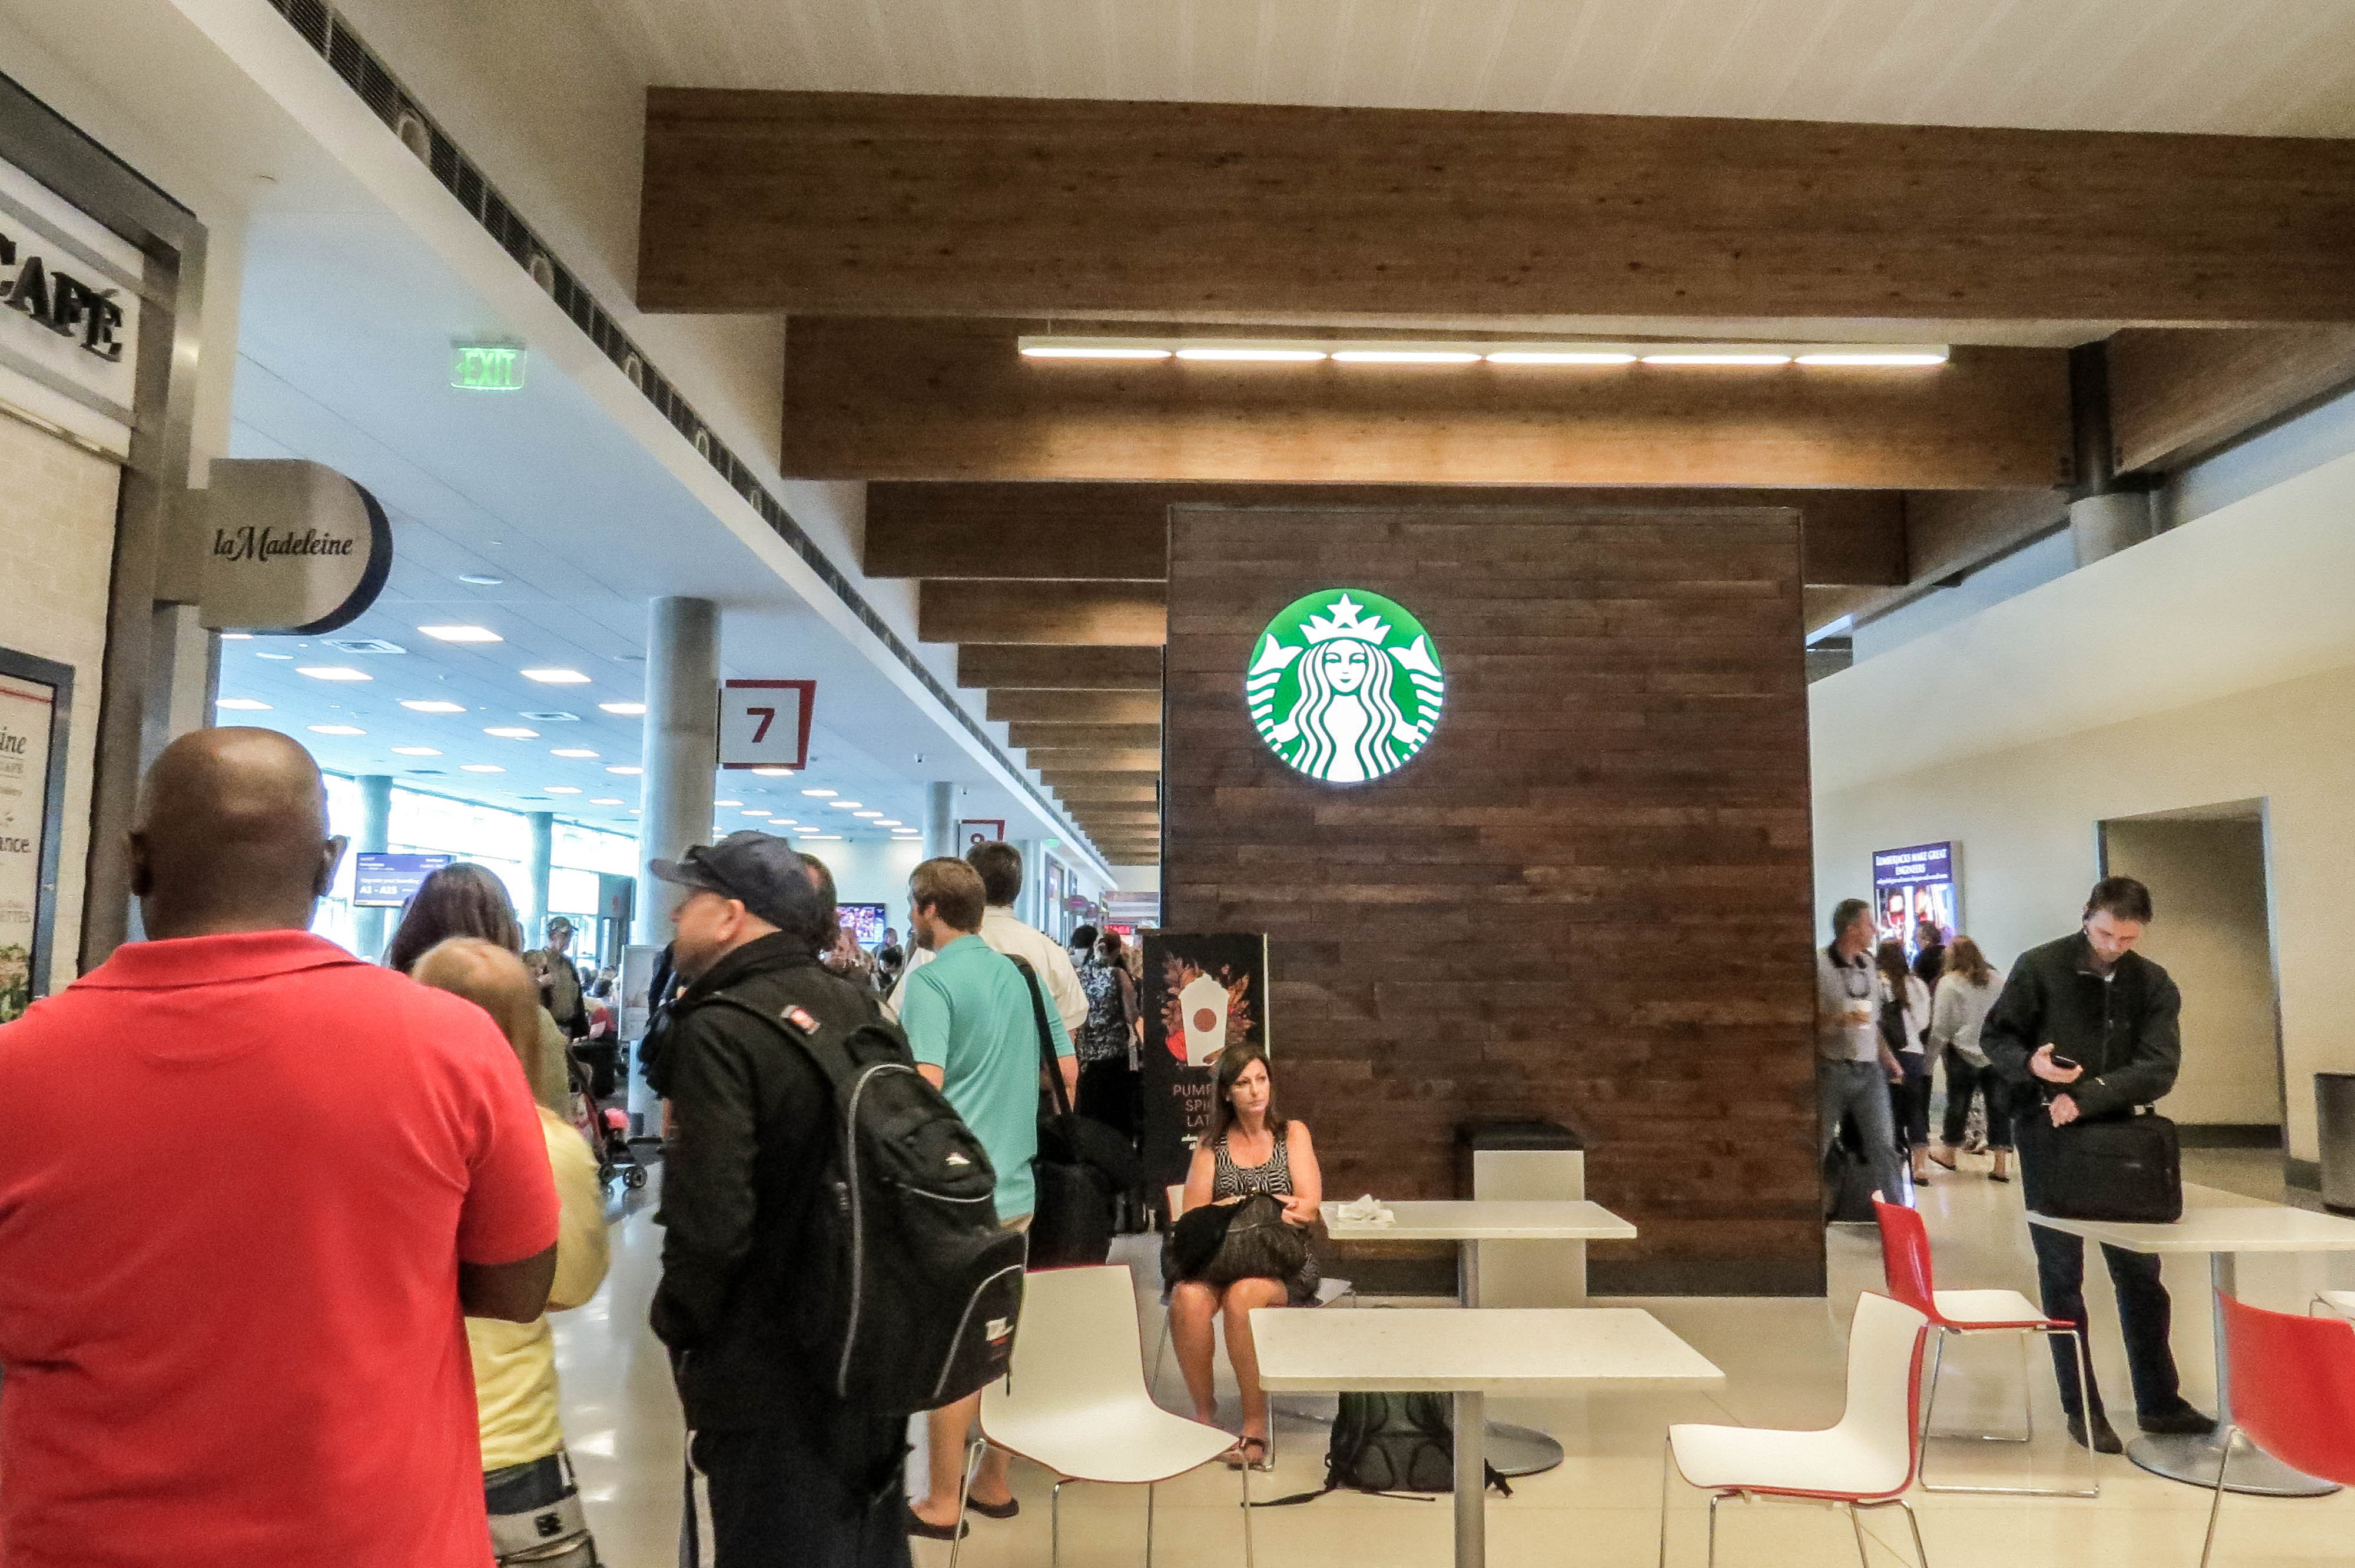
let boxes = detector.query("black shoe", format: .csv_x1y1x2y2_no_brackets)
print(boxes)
904,1506,968,1540
2067,1413,2124,1454
2140,1404,2218,1437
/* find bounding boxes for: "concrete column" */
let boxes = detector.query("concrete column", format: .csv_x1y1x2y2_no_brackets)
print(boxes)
1017,838,1043,928
2070,490,2154,568
353,774,392,962
926,780,956,859
527,811,554,941
633,596,719,945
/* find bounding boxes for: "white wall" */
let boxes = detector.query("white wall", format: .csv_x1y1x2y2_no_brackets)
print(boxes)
1812,444,2355,1163
804,838,927,938
2102,819,2280,1128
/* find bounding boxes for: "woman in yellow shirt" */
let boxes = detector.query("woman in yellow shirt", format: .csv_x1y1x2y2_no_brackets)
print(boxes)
413,938,611,1567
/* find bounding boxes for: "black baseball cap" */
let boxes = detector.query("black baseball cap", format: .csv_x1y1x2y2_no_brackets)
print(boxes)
651,830,809,928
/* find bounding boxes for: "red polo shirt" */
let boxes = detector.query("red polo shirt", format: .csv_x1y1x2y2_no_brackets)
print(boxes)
0,931,559,1568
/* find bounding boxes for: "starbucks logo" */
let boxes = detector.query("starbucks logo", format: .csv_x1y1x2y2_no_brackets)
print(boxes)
1248,589,1444,783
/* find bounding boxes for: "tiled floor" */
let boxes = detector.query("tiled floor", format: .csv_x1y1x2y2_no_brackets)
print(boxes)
552,1150,2355,1566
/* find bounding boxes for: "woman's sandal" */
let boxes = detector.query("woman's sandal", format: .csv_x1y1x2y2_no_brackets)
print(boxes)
1223,1435,1273,1471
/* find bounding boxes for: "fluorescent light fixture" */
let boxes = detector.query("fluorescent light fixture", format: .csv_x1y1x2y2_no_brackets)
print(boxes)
751,766,795,777
590,796,624,805
545,785,583,795
1485,350,1638,366
1020,341,1172,360
483,726,539,739
550,748,599,758
461,763,506,773
522,668,591,684
874,819,902,826
827,800,863,809
1174,345,1328,362
1329,349,1481,364
256,652,294,660
802,788,837,798
853,810,883,819
214,697,272,711
401,699,467,713
220,632,253,640
1793,350,1951,367
1640,353,1792,366
713,800,743,808
457,573,503,586
307,724,365,736
391,746,442,756
296,666,371,682
599,701,646,715
741,809,771,817
606,765,643,775
418,624,502,643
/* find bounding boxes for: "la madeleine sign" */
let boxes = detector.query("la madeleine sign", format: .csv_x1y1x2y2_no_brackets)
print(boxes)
192,460,392,634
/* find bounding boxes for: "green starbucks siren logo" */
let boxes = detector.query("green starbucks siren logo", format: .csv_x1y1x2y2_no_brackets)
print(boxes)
1248,589,1444,783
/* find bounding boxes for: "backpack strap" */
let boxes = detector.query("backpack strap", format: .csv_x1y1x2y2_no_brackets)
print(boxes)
1008,956,1074,1118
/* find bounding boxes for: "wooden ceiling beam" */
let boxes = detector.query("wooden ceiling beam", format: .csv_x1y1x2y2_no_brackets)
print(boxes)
1043,779,1160,803
920,582,1166,646
958,645,1162,690
784,318,2070,490
1009,722,1161,750
870,481,1907,587
642,89,2355,324
986,689,1163,725
1025,748,1162,773
2108,327,2355,474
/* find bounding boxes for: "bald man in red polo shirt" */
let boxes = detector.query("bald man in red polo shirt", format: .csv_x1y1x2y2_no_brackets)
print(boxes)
0,730,559,1567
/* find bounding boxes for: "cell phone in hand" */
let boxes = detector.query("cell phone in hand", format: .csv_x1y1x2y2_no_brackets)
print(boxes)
2049,1052,2081,1072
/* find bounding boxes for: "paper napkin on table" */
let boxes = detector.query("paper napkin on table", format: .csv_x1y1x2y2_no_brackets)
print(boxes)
1336,1194,1394,1225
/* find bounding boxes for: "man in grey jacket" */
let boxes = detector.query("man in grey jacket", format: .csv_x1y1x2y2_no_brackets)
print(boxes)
1816,898,1907,1210
1983,875,2211,1454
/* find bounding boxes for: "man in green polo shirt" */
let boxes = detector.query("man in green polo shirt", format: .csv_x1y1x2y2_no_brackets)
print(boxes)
900,856,1075,1536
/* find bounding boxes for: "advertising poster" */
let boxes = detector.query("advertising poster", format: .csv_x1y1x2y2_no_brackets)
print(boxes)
1873,841,1959,952
1139,932,1268,1198
0,659,68,1024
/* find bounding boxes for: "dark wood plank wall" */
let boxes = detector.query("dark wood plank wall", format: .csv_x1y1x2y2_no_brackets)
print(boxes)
1163,507,1823,1294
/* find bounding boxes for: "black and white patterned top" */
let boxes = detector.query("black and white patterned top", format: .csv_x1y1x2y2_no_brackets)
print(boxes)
1210,1124,1318,1303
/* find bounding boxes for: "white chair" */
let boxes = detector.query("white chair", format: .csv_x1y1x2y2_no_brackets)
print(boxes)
2315,1290,2355,1320
1659,1292,1932,1568
956,1263,1251,1568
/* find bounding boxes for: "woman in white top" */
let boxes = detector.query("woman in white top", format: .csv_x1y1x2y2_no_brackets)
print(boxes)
1875,938,1935,1185
1926,936,2012,1182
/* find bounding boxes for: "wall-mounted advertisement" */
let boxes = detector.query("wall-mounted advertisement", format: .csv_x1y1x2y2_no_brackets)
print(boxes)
840,902,887,945
0,651,72,1024
1873,841,1959,951
1139,931,1268,1198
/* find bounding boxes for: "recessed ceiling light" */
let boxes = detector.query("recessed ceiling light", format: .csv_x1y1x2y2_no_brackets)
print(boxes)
483,726,540,739
599,701,646,715
391,746,442,756
874,819,902,826
1174,345,1327,363
827,800,863,809
713,799,743,808
1639,353,1791,366
751,766,794,777
802,788,836,798
256,652,294,660
1329,349,1481,364
545,785,583,795
401,699,467,713
214,697,271,711
741,809,771,817
853,810,883,818
307,724,365,736
457,573,504,586
296,666,371,682
522,668,591,684
1485,350,1638,366
590,796,624,805
606,765,642,775
1019,343,1172,360
220,632,253,640
550,747,599,758
419,624,502,642
460,763,506,773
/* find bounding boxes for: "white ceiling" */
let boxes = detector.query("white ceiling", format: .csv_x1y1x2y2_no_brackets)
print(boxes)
588,0,2355,137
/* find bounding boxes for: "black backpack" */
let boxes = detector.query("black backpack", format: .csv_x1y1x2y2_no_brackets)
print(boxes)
1261,1391,1510,1506
707,996,1029,1413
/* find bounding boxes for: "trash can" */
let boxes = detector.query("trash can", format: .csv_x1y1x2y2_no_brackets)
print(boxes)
1455,1119,1587,1305
2319,1073,2355,1215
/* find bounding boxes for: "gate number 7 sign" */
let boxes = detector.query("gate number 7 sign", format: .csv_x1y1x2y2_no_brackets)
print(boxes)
719,679,815,770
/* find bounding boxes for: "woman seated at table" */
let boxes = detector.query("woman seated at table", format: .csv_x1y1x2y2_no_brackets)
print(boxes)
1169,1045,1323,1470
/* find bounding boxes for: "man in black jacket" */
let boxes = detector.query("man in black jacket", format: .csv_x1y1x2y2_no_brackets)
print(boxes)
1983,875,2212,1454
646,831,911,1568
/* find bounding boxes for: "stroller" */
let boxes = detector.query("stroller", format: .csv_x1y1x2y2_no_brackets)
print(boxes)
569,1057,647,1191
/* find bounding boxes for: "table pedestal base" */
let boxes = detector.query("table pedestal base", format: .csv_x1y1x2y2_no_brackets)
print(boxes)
2127,1429,2341,1497
1483,1422,1564,1477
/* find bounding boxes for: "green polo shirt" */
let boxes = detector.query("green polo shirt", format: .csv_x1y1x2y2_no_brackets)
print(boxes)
898,934,1073,1222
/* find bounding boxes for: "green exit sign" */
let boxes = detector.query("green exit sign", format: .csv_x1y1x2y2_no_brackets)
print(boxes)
450,343,526,391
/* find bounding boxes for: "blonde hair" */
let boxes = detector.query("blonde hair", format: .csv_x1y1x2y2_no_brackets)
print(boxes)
412,937,568,1114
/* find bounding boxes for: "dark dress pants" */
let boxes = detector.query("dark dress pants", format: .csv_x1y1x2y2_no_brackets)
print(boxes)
1890,1050,1932,1152
1938,1051,2012,1150
693,1423,911,1568
2027,1222,2184,1422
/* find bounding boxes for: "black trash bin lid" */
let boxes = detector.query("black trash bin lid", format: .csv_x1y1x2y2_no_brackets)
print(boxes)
1457,1118,1584,1152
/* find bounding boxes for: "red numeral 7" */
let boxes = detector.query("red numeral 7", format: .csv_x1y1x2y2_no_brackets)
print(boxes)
748,706,775,742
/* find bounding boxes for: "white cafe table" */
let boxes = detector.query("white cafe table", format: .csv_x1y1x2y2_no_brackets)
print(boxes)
1321,1200,1640,1475
2028,1182,2355,1496
1253,1307,1723,1568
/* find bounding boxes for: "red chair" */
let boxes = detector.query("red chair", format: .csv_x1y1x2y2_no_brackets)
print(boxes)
1870,1195,2097,1497
2202,1293,2355,1568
